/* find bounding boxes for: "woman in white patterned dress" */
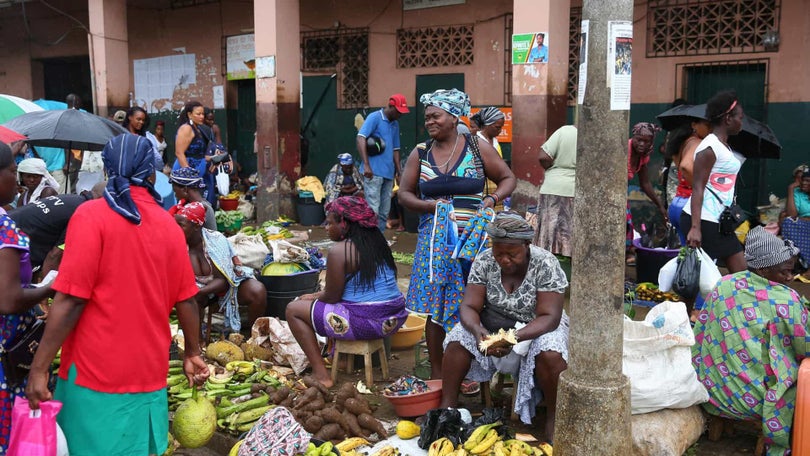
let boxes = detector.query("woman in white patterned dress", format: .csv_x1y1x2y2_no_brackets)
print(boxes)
439,212,569,443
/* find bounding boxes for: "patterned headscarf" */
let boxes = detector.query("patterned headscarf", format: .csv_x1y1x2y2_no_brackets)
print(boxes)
419,89,471,118
325,196,377,229
170,166,205,189
632,122,661,138
745,226,800,269
102,134,161,224
176,201,207,227
485,211,535,241
471,107,505,127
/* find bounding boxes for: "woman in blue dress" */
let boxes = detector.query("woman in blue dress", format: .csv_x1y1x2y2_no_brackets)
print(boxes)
398,89,516,379
0,143,54,452
173,101,216,206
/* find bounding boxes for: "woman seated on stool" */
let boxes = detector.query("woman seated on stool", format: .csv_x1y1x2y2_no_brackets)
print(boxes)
174,202,267,334
693,226,810,456
287,196,408,388
782,166,810,276
440,212,569,442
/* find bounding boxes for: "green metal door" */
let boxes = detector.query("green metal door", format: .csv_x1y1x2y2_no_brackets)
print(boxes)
414,74,465,143
236,81,257,177
685,63,767,210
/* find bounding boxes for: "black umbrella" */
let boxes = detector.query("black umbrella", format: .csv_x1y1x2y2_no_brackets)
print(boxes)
656,104,781,159
2,109,127,151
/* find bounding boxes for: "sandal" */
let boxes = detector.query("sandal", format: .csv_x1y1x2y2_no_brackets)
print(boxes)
460,380,480,396
625,255,636,266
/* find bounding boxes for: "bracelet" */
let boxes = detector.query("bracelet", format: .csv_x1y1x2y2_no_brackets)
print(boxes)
490,193,500,203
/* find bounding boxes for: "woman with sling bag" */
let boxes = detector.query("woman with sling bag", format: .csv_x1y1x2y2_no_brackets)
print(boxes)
681,90,747,273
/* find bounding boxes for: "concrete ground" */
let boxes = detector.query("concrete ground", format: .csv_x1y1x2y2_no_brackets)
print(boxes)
180,224,810,455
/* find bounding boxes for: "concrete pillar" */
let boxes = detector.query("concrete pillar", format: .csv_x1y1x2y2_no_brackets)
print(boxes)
253,0,301,221
88,0,129,117
510,0,570,209
553,0,634,454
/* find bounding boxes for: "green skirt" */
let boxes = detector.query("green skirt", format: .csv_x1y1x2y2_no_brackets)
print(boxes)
55,365,168,456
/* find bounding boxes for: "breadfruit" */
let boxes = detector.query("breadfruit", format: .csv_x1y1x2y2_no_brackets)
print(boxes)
241,342,273,361
206,340,245,365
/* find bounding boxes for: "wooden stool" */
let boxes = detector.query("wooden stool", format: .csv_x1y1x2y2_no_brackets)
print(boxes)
331,339,389,386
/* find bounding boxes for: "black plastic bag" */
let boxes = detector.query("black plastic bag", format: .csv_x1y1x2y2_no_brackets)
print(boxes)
672,247,700,300
666,224,681,250
418,408,464,449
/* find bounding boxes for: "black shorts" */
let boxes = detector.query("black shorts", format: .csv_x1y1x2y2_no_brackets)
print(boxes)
680,211,743,261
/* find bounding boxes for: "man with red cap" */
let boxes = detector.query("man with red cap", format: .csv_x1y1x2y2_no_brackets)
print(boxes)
356,93,409,231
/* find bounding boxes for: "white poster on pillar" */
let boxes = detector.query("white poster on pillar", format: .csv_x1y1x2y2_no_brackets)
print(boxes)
577,20,589,105
607,21,632,111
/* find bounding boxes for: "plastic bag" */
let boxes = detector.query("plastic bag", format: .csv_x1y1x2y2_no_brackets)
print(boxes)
8,397,64,456
666,224,681,249
657,256,678,292
418,408,464,449
622,301,709,414
238,197,255,220
215,165,230,196
672,248,700,300
269,240,310,264
696,248,722,297
250,317,309,374
227,232,269,271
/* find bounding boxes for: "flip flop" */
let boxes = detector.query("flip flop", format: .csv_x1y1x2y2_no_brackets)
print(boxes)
461,380,480,396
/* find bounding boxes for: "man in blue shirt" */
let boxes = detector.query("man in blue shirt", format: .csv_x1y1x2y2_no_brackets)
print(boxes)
356,94,409,231
528,33,548,63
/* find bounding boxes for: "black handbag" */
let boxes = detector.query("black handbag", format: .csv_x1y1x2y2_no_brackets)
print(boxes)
705,186,746,235
1,319,46,388
479,305,518,333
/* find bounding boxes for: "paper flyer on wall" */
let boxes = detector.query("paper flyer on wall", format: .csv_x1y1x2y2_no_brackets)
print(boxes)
577,20,589,105
607,21,633,111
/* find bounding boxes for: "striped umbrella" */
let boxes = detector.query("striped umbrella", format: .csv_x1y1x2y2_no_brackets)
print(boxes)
0,94,44,124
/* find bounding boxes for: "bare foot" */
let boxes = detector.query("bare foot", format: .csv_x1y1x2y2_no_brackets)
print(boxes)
313,374,334,389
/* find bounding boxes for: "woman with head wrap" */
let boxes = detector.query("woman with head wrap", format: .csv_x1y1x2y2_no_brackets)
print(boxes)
286,196,407,387
173,101,218,206
323,152,364,205
682,90,747,274
626,122,667,263
25,133,209,456
174,201,267,334
169,167,217,230
471,107,506,209
693,226,809,456
0,143,56,452
17,157,59,205
781,167,810,274
399,88,516,379
440,212,569,442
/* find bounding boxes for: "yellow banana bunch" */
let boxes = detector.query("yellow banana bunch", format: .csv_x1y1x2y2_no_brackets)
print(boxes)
225,361,255,376
463,422,501,452
536,442,553,456
469,429,500,455
428,438,455,456
492,441,508,456
335,437,369,452
370,445,400,456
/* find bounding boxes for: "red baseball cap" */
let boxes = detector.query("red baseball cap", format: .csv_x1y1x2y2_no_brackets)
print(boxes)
388,94,410,114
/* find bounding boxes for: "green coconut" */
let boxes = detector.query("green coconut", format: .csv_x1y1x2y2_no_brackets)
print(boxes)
172,386,217,449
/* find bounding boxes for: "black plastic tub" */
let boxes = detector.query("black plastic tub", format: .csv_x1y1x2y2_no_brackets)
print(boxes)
257,270,320,319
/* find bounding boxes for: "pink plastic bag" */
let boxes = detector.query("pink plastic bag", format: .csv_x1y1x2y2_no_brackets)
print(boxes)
7,397,62,456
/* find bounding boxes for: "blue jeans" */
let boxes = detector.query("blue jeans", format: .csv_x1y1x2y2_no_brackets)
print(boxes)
363,176,394,231
668,195,689,245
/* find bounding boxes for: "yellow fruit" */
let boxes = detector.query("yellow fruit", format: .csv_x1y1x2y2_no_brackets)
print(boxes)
469,429,499,455
538,443,553,456
396,420,421,440
228,440,243,456
336,437,370,452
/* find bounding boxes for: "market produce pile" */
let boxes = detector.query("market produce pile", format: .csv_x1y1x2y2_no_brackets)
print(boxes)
425,422,552,456
627,282,681,303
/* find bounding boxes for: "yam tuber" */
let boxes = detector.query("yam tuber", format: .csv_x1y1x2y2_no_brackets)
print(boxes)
357,413,387,439
271,386,292,405
342,409,367,438
279,396,294,408
302,375,333,402
335,389,354,408
303,415,324,434
299,397,325,412
314,423,344,441
344,397,372,416
321,406,349,435
294,387,322,410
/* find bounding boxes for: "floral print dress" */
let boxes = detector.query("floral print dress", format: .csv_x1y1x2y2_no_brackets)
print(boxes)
0,209,36,453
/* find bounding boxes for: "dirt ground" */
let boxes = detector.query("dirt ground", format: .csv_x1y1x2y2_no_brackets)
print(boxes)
181,224,810,455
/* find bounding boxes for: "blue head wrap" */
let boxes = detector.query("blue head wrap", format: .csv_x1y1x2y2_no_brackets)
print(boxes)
419,88,471,118
102,134,161,224
170,166,206,189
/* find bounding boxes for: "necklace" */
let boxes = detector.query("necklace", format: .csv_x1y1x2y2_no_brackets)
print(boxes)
433,134,460,173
